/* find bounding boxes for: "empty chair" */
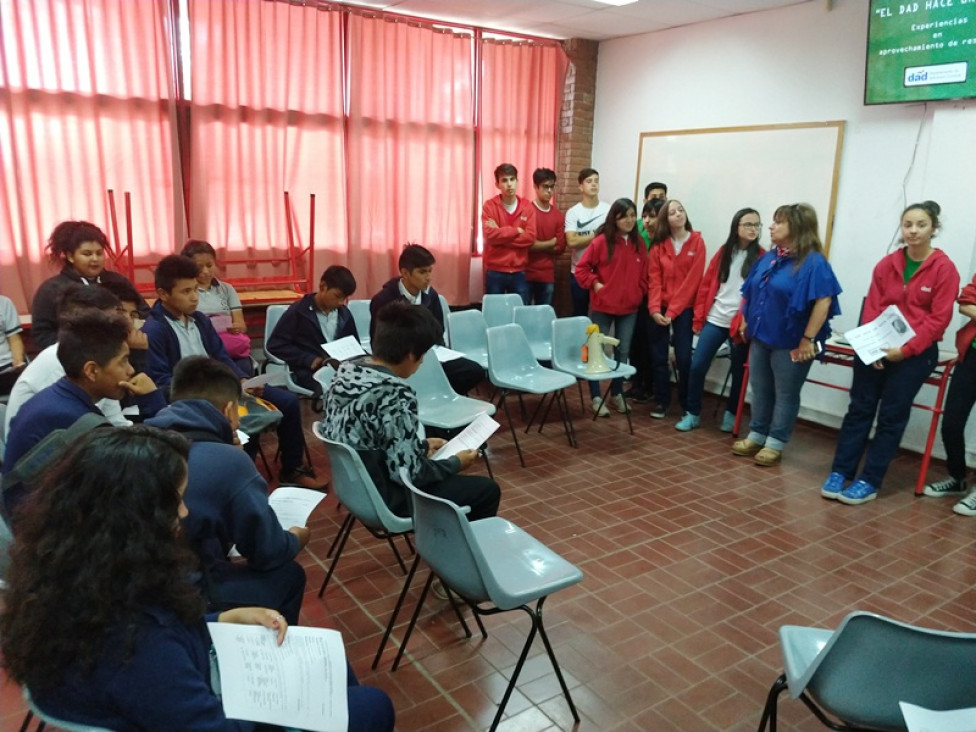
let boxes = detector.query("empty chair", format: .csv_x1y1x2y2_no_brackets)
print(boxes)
512,304,556,362
347,299,372,352
551,316,637,434
263,304,315,398
481,293,523,328
758,610,976,731
448,309,489,370
486,323,577,466
394,470,583,732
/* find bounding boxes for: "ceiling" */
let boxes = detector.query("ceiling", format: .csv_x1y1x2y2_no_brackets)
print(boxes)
333,0,817,41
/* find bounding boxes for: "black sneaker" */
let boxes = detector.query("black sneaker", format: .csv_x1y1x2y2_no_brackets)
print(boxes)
650,404,667,419
923,476,966,498
623,387,650,404
280,465,329,492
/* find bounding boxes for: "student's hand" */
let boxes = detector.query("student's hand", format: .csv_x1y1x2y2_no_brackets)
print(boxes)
289,526,311,549
791,339,817,363
228,324,243,334
593,282,604,293
517,227,525,235
456,449,479,470
127,329,149,350
485,218,499,229
738,318,748,339
120,372,157,396
217,607,288,646
651,312,670,327
310,356,325,371
883,347,905,363
426,437,447,456
242,378,264,398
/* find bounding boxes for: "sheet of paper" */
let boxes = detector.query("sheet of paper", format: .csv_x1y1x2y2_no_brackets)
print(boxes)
242,371,288,390
432,345,465,363
210,313,233,333
208,623,348,732
268,486,326,529
844,304,916,364
322,335,366,362
432,413,499,460
901,701,976,732
236,429,250,446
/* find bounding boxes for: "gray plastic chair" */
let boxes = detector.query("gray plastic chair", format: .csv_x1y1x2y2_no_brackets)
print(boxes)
759,610,976,731
448,309,489,370
481,293,523,328
512,304,556,362
20,687,114,732
438,294,452,347
347,299,372,353
486,323,577,466
406,353,495,431
394,469,583,732
263,304,315,398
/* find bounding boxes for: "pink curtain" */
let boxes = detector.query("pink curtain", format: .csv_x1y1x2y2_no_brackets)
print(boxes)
0,0,182,309
186,0,346,287
345,14,475,304
479,39,567,249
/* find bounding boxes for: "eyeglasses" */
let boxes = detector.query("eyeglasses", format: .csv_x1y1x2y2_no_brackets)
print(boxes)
739,222,762,229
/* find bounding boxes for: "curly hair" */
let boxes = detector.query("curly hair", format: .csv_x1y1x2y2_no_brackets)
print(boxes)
0,426,204,691
46,220,109,265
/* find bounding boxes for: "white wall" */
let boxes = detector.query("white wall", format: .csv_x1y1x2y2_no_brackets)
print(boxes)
592,0,976,461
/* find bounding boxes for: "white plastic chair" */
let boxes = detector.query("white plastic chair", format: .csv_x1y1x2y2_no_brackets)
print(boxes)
512,304,556,362
347,299,372,353
481,293,523,328
448,310,489,370
486,323,577,466
263,304,315,398
437,294,452,347
394,470,583,732
759,610,976,731
550,316,638,434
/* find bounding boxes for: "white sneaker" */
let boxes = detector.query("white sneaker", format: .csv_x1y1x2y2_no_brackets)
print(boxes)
591,397,610,417
953,487,976,516
612,394,631,414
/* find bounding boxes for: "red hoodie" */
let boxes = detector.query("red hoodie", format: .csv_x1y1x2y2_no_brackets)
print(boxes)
647,230,706,319
481,195,536,273
864,247,959,358
693,245,766,331
955,273,976,362
574,233,647,315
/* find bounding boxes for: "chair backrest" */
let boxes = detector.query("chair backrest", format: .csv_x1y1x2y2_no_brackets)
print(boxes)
406,351,455,404
550,316,590,373
486,323,543,381
347,300,373,344
482,293,522,329
313,364,337,395
263,304,288,364
513,305,556,358
311,425,412,535
448,310,489,366
801,611,976,728
438,294,451,347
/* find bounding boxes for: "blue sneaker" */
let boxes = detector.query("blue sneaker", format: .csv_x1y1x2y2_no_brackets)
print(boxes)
675,412,700,432
838,479,877,505
821,472,846,500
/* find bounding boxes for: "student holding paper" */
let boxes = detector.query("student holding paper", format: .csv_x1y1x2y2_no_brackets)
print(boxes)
0,426,394,732
822,201,959,505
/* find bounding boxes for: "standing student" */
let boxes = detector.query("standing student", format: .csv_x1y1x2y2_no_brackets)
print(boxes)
823,201,958,504
526,168,566,306
646,199,706,419
574,198,647,416
678,208,765,433
734,203,841,467
635,181,668,245
564,168,611,317
627,197,666,403
482,163,536,303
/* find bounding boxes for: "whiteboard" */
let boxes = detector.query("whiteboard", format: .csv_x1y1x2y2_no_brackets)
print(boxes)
634,122,845,257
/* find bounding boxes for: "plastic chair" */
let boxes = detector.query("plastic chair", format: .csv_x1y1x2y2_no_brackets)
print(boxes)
481,293,523,329
486,323,577,467
550,316,637,434
512,304,556,362
758,610,976,731
262,304,315,399
394,470,583,732
448,310,489,370
20,687,114,732
438,294,452,347
347,300,372,353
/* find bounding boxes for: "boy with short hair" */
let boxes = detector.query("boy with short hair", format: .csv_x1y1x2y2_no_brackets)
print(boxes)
146,356,309,625
144,254,325,490
369,244,483,395
564,168,610,316
481,163,536,304
526,168,566,306
266,265,359,395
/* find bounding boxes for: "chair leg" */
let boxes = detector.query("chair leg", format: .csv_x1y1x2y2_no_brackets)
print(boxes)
385,534,408,574
534,596,580,725
317,515,356,598
757,673,787,732
256,442,273,479
576,379,586,413
498,390,525,467
480,446,494,480
557,390,577,448
392,570,436,671
401,532,415,556
525,391,548,433
488,603,545,732
372,554,422,670
325,509,351,559
18,711,34,732
443,585,474,639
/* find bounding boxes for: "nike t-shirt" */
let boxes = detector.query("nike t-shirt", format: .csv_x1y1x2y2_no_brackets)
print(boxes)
565,200,611,267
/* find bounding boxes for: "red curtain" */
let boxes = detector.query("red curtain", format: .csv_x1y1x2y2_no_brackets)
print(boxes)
345,14,475,304
0,0,181,308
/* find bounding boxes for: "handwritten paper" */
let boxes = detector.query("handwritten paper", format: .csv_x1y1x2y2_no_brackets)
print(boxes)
268,487,326,529
242,371,288,390
432,345,465,363
900,702,976,732
208,623,348,732
432,413,500,460
322,335,366,362
844,304,916,364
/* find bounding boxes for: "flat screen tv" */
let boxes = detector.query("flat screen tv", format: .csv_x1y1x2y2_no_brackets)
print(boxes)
865,1,976,105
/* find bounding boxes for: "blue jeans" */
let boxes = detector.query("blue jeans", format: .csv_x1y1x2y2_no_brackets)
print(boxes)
485,270,529,304
588,310,637,397
527,281,554,306
831,344,937,487
686,322,748,417
647,307,694,411
570,274,589,317
746,339,814,451
260,384,306,474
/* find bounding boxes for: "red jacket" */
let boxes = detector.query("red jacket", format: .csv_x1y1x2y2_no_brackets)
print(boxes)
481,195,536,273
647,230,706,319
693,245,766,331
525,203,566,283
574,233,647,315
864,247,959,359
954,273,976,362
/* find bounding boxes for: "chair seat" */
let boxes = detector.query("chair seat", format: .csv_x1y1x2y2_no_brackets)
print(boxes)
555,360,637,382
529,344,552,362
470,517,583,610
491,367,575,394
417,398,496,431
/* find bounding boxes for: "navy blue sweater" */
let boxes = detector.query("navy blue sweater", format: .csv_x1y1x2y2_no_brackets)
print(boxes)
265,293,358,371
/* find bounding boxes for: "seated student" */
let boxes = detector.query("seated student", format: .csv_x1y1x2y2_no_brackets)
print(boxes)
144,255,326,490
2,309,161,518
0,293,26,396
146,356,309,625
370,244,483,395
266,265,359,396
320,301,500,521
0,426,395,732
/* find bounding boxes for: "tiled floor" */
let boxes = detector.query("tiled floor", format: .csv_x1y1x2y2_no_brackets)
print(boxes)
4,390,976,731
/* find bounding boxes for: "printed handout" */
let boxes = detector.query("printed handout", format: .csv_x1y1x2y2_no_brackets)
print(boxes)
844,304,916,364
